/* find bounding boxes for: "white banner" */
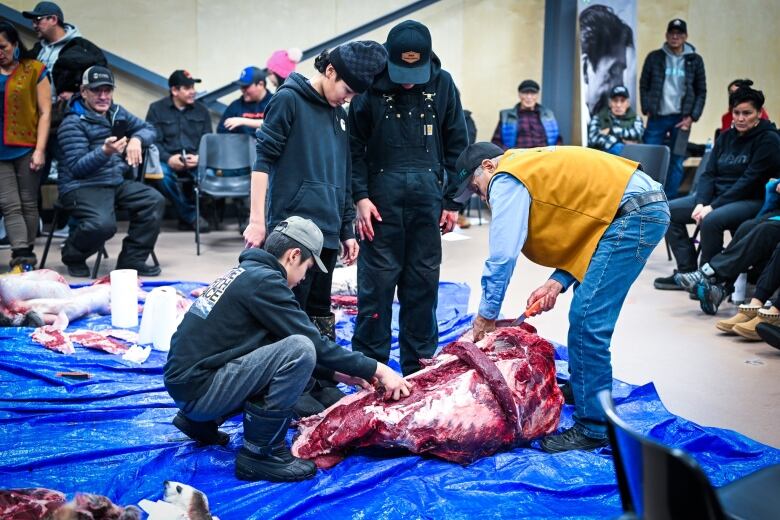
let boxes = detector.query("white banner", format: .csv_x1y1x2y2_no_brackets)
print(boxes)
578,0,638,144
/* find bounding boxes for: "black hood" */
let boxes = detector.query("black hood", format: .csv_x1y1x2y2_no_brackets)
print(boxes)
278,72,330,107
370,52,443,94
238,248,286,276
732,118,777,141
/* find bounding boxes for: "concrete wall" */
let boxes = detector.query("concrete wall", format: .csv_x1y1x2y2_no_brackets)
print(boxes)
5,0,778,145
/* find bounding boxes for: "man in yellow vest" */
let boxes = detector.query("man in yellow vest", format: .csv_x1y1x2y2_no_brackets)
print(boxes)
454,143,669,452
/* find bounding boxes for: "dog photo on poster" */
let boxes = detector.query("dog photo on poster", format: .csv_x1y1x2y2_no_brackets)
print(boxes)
578,0,638,142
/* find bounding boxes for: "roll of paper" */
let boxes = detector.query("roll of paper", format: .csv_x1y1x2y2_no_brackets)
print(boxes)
152,287,178,352
110,269,138,328
137,289,158,345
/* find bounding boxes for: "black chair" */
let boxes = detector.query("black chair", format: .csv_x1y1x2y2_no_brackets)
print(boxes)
39,201,108,279
620,144,672,260
194,134,256,255
686,151,713,256
598,390,780,520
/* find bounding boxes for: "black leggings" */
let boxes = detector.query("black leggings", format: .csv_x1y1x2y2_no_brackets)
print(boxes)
293,247,338,317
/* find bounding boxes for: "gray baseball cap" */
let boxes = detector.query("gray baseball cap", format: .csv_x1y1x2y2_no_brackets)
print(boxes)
273,216,327,273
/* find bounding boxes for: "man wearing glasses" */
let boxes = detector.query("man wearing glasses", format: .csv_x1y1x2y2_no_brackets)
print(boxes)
453,143,669,453
22,2,106,101
217,66,272,135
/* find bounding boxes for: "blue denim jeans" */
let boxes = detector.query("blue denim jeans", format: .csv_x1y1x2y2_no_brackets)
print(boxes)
643,114,685,199
159,163,196,224
568,198,670,438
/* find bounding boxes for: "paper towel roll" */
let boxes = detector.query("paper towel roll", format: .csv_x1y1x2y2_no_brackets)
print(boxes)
138,286,178,351
110,269,138,328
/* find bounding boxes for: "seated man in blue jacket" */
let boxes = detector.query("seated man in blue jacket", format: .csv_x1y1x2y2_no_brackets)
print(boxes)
57,66,165,277
164,216,411,482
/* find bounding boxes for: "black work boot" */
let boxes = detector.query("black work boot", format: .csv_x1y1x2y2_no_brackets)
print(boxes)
540,425,608,453
173,412,230,446
311,313,336,341
235,402,317,482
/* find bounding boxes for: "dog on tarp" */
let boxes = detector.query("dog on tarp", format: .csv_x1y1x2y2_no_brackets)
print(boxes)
138,481,219,520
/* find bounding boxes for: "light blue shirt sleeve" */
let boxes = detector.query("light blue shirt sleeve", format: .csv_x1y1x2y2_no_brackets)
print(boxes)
550,269,578,291
479,175,531,319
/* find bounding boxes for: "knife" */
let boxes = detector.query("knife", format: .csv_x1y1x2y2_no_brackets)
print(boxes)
512,299,544,326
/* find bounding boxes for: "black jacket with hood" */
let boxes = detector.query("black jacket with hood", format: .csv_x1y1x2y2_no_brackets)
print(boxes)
164,248,377,402
348,54,469,210
695,119,780,208
639,42,707,121
253,72,355,249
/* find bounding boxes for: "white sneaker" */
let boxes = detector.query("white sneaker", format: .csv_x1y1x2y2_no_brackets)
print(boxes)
52,225,70,238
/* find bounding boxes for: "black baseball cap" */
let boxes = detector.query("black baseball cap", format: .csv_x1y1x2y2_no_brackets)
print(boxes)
518,79,540,93
22,1,63,21
235,66,266,87
168,69,201,88
81,65,114,89
610,85,629,99
385,20,432,85
452,142,505,204
667,18,687,33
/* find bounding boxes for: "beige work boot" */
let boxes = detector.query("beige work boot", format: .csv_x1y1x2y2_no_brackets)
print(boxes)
457,214,471,229
716,304,760,334
733,307,780,340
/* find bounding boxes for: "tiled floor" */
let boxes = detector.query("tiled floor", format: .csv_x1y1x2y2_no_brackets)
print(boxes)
9,215,780,448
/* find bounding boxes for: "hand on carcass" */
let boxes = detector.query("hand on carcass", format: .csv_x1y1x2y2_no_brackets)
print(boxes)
471,314,496,342
333,371,373,391
373,363,413,401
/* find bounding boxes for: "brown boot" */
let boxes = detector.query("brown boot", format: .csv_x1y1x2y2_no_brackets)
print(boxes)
457,214,471,229
733,307,780,340
716,304,760,334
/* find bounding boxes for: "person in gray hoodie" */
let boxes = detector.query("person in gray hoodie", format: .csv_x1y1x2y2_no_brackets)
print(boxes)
22,1,106,101
640,18,707,199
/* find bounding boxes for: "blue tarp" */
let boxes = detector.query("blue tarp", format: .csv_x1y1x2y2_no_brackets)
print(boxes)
1,280,778,519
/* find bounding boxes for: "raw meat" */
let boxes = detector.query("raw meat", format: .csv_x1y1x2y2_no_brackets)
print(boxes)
292,323,563,467
0,488,66,519
30,328,136,355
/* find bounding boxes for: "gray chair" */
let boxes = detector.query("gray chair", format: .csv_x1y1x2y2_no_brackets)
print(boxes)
599,390,780,520
195,134,256,255
620,144,672,259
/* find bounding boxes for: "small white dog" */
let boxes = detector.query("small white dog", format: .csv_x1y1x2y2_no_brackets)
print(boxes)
138,481,219,520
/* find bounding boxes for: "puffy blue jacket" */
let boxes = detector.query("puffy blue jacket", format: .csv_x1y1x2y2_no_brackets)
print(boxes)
497,104,560,148
56,97,156,195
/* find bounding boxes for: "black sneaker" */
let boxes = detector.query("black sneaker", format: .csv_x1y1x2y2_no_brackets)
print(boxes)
696,278,727,315
178,216,211,234
116,262,161,277
173,412,230,446
674,270,704,292
540,425,608,453
65,261,90,278
756,322,780,351
654,272,685,290
558,382,574,405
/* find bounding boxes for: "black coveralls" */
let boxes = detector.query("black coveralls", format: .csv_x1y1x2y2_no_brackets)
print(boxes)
349,59,468,375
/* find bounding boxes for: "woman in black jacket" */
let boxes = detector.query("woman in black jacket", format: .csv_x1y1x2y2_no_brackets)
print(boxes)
655,87,780,289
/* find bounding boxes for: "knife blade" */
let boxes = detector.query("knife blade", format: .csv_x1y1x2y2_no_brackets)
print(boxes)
511,299,544,326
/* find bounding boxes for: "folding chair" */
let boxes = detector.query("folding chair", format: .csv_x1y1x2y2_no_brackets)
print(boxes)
620,144,672,259
599,390,780,520
195,134,256,255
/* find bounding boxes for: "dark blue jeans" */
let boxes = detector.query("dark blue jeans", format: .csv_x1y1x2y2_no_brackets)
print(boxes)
643,114,685,199
159,163,196,224
568,198,670,438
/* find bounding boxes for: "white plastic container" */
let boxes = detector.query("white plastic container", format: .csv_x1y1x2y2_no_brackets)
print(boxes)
138,286,178,351
110,269,138,328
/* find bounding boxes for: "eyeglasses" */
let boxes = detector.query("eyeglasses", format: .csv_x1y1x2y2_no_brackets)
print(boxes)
32,15,51,24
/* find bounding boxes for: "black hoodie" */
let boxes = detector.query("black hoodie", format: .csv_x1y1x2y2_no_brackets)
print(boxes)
696,119,780,208
253,72,355,249
349,54,469,210
164,249,377,402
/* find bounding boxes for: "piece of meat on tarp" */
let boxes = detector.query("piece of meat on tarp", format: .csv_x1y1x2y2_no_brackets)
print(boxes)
292,324,563,468
0,488,66,519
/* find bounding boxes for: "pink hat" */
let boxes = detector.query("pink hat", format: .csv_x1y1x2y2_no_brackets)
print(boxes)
266,48,303,79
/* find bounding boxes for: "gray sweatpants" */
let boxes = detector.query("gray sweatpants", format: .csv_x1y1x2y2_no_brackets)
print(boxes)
176,335,316,421
0,153,38,251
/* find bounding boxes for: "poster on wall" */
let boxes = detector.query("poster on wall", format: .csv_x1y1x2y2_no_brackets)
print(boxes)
577,0,637,144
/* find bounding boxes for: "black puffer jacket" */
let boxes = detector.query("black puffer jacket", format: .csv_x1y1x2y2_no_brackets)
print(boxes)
56,97,156,195
695,119,780,208
639,43,707,121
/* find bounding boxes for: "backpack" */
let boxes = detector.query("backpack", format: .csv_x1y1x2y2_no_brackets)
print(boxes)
51,37,107,96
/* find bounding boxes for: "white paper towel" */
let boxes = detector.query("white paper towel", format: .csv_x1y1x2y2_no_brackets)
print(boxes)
110,269,138,328
138,286,178,351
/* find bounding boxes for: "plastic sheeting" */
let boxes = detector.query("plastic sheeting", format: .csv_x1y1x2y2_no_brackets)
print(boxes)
1,280,778,519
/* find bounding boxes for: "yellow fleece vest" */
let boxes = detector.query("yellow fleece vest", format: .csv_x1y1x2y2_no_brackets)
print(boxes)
4,59,45,147
491,146,638,281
